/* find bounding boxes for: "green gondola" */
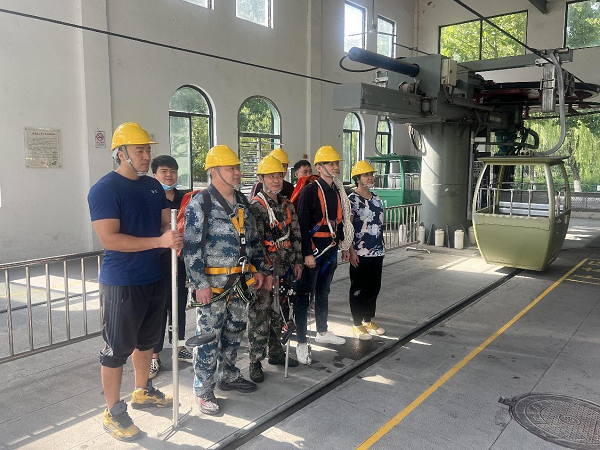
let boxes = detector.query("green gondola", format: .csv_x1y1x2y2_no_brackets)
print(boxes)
366,154,421,207
472,156,571,271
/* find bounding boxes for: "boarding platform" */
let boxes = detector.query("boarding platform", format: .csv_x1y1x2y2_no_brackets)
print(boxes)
1,218,600,449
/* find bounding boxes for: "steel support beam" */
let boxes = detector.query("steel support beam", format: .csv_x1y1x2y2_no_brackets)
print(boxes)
528,0,547,14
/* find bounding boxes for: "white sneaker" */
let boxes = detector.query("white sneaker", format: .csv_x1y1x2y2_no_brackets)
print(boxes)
315,331,346,345
296,343,312,365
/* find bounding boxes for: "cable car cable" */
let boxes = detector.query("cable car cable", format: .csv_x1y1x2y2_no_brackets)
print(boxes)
0,7,341,86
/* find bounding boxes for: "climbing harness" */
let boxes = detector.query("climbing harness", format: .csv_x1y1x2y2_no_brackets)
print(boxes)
309,180,342,260
188,185,256,306
252,192,293,253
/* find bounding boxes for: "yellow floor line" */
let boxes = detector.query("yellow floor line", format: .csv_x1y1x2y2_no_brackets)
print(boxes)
357,258,588,449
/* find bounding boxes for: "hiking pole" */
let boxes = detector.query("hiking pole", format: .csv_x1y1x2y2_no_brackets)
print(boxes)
170,209,181,428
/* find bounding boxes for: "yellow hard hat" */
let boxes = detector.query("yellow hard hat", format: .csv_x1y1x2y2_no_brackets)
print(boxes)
111,122,157,150
313,145,342,165
205,145,240,170
351,160,376,179
269,148,290,165
257,155,286,175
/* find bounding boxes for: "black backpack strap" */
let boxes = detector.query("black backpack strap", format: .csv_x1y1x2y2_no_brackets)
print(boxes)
200,189,212,247
234,190,252,210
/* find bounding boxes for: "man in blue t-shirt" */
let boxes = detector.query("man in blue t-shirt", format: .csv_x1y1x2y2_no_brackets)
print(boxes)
87,122,183,442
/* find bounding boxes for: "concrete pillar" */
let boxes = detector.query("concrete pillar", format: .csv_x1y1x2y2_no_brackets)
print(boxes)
79,0,113,249
415,122,471,233
306,0,322,160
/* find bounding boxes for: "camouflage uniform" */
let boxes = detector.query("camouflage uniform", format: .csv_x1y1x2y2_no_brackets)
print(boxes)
248,193,303,363
183,190,265,396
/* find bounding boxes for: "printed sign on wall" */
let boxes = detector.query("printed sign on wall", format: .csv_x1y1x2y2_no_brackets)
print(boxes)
24,128,60,168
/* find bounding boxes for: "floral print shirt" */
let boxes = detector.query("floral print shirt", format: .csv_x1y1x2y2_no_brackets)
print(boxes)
348,191,385,257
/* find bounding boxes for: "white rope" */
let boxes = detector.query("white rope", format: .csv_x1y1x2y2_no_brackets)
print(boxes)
333,177,354,251
257,192,290,246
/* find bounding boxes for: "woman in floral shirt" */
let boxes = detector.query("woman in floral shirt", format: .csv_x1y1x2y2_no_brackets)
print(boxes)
348,161,386,340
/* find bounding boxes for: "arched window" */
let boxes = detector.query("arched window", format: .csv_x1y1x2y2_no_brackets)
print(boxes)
376,118,392,155
169,86,213,189
238,96,281,189
343,112,363,183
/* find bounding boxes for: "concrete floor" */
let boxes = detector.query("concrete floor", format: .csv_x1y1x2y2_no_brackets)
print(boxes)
1,218,599,449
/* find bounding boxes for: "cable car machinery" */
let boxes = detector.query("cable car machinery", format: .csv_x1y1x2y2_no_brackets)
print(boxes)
333,20,599,270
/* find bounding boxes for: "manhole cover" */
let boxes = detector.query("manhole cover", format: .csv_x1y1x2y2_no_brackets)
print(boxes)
500,393,600,449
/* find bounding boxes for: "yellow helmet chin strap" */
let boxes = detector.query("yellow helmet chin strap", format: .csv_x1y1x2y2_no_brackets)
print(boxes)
259,175,282,195
215,167,240,189
318,163,338,180
120,146,148,177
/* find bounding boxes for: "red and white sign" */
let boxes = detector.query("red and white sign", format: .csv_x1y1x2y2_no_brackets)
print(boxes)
95,131,106,148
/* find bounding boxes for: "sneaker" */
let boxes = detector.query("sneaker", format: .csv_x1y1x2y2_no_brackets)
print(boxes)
103,405,141,442
268,353,299,367
353,325,372,340
363,320,385,336
196,391,220,415
315,330,346,345
149,357,160,379
217,375,257,393
249,361,264,383
178,347,193,363
296,343,312,365
131,385,173,409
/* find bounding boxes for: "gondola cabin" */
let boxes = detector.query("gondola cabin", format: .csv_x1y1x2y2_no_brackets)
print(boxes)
472,156,571,271
366,154,421,207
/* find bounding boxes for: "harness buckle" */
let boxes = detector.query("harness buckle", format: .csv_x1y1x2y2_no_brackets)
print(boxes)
238,256,248,273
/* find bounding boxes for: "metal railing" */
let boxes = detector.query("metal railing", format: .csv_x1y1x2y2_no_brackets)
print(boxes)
0,251,103,363
383,203,421,249
0,203,422,363
476,186,568,217
571,192,600,212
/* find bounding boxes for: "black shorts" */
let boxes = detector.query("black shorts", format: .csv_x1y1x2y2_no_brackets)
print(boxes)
99,279,167,368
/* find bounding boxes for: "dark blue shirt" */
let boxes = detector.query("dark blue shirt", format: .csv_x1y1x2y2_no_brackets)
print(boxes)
297,178,344,257
88,171,168,286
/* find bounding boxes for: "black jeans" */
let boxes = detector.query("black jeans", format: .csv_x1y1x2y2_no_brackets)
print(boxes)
293,248,338,343
349,255,384,326
154,257,188,353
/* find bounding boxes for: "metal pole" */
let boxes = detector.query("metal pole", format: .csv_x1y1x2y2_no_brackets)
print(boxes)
170,209,180,428
26,266,34,350
81,258,88,335
5,270,14,356
45,263,52,345
63,260,70,340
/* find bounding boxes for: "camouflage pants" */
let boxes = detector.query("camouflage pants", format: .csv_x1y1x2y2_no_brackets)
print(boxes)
247,288,284,363
193,292,247,396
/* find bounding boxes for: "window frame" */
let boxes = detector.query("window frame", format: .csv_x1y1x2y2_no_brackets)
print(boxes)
168,85,214,190
344,1,366,52
235,0,273,28
238,96,282,190
438,10,528,61
564,0,600,49
377,15,396,58
182,0,212,8
342,112,364,183
376,117,392,155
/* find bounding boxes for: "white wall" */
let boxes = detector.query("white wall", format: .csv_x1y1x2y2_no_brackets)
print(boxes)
0,0,415,262
0,0,110,263
8,0,592,262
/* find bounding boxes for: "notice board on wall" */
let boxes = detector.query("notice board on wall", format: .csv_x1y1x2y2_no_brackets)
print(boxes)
24,127,61,168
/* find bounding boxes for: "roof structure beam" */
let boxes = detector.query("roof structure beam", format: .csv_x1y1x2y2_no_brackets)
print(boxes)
528,0,547,14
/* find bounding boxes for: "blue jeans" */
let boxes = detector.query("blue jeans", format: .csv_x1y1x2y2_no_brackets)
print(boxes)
293,248,338,343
